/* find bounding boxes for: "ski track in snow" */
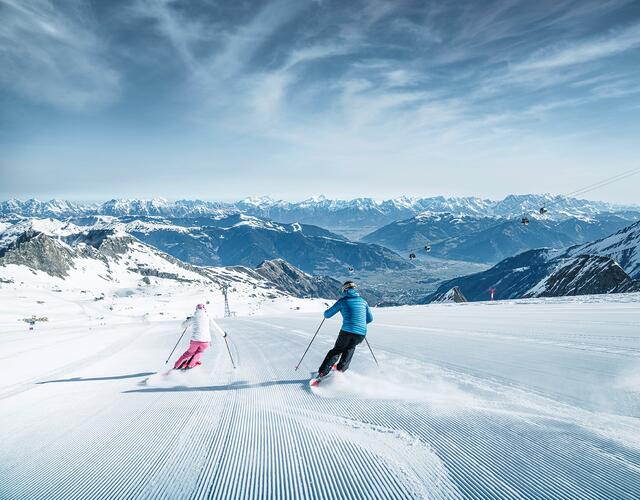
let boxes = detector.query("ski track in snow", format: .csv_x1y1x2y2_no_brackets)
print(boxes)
1,300,640,499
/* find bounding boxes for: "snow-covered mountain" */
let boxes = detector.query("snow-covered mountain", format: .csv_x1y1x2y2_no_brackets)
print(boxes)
3,198,636,280
71,214,408,275
0,198,230,219
489,194,623,219
363,212,636,263
0,218,83,251
425,249,637,303
99,198,230,217
3,195,637,229
431,286,468,303
425,220,640,302
0,221,342,301
565,220,640,279
0,199,92,218
236,194,635,226
525,254,636,298
361,212,501,253
244,259,342,300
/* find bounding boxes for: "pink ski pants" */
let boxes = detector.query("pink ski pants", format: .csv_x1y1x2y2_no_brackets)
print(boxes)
174,340,210,369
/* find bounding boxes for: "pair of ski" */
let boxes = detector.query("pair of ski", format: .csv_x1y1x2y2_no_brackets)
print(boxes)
309,364,339,387
161,360,201,376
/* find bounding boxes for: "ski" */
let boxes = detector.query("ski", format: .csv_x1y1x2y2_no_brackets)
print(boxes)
309,371,331,387
310,364,342,387
161,364,199,377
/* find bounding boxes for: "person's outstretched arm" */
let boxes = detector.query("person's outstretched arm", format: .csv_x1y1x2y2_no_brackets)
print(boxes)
181,316,193,329
323,299,342,319
365,305,373,324
210,318,227,337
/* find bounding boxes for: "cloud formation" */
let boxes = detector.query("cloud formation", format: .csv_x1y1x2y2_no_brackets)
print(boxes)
0,0,120,109
1,0,640,201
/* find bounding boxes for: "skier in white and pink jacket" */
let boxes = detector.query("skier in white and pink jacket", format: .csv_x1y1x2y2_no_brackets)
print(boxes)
173,304,227,370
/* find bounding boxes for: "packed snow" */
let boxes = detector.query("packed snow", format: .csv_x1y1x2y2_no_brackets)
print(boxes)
1,279,639,498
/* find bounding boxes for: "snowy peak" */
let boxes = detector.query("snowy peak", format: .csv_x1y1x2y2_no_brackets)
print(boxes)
426,250,638,303
567,220,640,278
68,198,230,218
524,255,636,298
223,213,289,232
361,212,499,254
363,211,637,263
101,198,167,215
0,198,89,217
1,214,400,275
0,218,83,254
0,221,354,300
67,229,138,256
431,286,468,303
0,232,78,278
426,219,640,302
236,196,282,210
0,225,187,281
2,195,636,224
250,259,342,299
87,216,192,235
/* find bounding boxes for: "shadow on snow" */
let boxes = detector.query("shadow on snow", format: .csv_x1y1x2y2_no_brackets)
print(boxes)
37,372,155,384
123,379,310,394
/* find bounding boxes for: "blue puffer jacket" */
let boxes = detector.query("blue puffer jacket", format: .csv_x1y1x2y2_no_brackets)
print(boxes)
323,288,373,336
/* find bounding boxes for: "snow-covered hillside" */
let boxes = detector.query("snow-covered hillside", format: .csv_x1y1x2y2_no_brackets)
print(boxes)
0,218,82,250
430,286,468,303
3,198,638,270
1,284,639,498
568,220,640,279
426,219,640,302
0,216,409,280
0,220,345,307
362,211,635,262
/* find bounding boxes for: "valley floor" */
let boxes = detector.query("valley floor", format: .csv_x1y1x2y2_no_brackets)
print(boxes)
1,292,640,499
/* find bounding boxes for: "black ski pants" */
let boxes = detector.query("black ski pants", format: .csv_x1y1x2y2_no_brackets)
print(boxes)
318,330,365,375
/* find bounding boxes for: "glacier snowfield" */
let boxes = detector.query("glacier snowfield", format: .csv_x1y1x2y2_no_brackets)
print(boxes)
1,290,640,499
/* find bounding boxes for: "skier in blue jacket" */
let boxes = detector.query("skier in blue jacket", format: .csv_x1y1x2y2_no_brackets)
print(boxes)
317,281,373,377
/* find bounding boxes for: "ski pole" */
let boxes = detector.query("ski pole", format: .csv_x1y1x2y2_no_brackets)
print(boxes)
165,326,189,364
223,333,236,369
364,337,380,368
295,318,325,371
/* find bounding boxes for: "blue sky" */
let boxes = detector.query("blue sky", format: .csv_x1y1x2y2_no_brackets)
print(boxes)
1,0,639,202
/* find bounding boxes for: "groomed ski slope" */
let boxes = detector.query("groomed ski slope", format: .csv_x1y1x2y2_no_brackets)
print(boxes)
1,293,640,499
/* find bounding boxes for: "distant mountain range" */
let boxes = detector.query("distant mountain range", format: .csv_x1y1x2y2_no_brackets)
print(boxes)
0,219,343,300
2,195,638,232
3,215,639,306
425,220,640,302
363,212,637,263
0,215,410,276
3,196,639,304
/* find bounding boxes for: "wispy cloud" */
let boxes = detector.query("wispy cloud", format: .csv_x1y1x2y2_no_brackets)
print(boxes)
513,22,640,71
0,0,120,110
3,0,640,201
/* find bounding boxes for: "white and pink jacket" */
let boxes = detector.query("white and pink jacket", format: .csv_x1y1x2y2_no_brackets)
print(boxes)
182,309,225,343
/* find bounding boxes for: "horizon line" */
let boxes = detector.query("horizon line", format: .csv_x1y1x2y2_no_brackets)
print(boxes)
1,193,638,207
